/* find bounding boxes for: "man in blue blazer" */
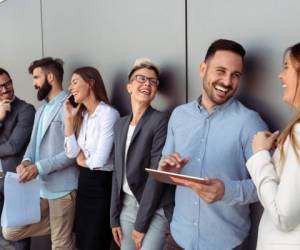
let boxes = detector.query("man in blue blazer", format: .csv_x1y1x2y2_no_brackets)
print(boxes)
0,68,35,250
2,58,79,250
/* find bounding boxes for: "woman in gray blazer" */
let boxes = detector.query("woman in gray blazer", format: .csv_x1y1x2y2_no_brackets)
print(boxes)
110,58,174,250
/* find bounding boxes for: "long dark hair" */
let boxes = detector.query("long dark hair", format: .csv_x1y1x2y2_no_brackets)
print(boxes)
72,66,110,134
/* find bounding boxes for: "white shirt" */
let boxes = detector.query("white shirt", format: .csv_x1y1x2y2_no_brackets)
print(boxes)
65,102,119,171
122,125,136,196
246,124,300,250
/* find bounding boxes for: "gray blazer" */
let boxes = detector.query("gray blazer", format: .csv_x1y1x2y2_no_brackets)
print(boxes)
23,91,78,192
0,97,35,173
110,106,175,233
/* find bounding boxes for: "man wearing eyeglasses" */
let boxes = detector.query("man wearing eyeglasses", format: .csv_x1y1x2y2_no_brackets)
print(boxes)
0,68,35,250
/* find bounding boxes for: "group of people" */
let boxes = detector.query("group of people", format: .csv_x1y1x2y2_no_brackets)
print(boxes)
0,38,299,250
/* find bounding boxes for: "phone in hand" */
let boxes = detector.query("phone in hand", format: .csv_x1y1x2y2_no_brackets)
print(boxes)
68,95,78,108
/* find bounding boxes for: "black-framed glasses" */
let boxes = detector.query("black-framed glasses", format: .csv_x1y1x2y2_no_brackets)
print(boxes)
0,79,12,91
132,75,159,87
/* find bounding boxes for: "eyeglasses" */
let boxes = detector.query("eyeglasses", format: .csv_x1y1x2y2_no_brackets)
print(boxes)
0,79,12,92
132,75,159,87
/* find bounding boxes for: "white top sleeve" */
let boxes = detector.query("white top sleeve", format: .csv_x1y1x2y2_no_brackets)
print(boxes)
246,127,300,232
64,134,80,158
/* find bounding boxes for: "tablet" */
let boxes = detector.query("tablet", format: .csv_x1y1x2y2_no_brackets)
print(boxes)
145,168,208,186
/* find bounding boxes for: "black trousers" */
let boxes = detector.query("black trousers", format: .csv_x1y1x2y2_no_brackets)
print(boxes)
75,167,112,250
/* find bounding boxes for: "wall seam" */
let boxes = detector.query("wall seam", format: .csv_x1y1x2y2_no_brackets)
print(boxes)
185,0,188,103
40,0,44,57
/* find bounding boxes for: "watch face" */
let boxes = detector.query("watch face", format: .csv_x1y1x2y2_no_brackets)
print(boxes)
0,0,7,3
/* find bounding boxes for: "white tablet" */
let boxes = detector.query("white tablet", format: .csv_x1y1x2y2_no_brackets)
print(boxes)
145,168,207,186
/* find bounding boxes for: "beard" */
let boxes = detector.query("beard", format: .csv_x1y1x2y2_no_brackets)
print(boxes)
203,77,235,106
37,79,52,101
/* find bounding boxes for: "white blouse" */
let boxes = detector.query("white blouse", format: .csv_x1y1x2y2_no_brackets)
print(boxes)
246,124,300,250
65,102,119,171
122,125,136,196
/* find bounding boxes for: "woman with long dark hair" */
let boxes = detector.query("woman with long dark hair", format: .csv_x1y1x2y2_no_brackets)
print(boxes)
64,66,119,250
247,43,300,249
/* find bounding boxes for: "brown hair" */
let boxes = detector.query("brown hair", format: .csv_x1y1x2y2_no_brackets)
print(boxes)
72,66,110,134
278,43,300,170
28,57,64,83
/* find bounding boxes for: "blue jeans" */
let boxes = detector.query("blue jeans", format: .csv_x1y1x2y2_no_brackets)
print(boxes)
120,194,168,250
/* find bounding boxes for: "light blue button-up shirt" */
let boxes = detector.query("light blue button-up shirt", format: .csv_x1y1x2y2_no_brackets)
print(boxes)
35,91,69,199
162,98,268,250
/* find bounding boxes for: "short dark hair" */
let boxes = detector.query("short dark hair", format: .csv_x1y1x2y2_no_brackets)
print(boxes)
204,39,246,62
0,68,11,79
28,57,64,83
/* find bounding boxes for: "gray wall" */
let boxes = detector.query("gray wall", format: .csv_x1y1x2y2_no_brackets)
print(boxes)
1,0,300,249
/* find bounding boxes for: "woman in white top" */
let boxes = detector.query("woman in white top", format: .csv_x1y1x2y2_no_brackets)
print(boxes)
246,43,300,249
64,66,119,250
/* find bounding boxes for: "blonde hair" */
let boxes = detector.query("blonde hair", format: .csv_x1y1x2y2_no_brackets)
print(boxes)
128,58,159,81
278,43,300,171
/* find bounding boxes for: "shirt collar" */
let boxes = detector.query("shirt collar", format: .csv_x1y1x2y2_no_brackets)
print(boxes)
83,101,104,119
45,91,65,107
196,95,235,113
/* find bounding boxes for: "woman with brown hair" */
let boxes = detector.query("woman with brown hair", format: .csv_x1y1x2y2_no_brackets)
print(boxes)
247,43,300,249
64,66,119,250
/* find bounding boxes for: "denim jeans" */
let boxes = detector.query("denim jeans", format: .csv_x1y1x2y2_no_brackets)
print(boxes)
120,194,168,250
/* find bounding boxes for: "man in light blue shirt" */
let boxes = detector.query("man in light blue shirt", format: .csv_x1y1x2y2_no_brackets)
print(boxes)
3,58,78,250
160,39,268,250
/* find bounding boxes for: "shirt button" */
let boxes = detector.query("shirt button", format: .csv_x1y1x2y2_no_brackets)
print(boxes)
194,201,198,205
193,222,197,226
201,138,205,142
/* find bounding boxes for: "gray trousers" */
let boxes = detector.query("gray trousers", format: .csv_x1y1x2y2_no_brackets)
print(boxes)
119,194,168,250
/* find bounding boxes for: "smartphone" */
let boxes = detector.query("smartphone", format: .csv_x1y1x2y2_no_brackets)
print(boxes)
68,95,78,108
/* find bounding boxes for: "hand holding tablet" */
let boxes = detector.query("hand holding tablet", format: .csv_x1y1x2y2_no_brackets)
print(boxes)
145,168,208,186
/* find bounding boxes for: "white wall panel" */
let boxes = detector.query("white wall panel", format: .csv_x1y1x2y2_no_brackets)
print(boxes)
41,0,186,115
0,0,42,106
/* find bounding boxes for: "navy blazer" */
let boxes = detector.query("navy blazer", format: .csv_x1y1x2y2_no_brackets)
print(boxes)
110,106,175,233
0,97,35,173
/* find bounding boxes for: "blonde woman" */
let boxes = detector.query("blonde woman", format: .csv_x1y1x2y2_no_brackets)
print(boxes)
110,58,173,250
247,43,300,249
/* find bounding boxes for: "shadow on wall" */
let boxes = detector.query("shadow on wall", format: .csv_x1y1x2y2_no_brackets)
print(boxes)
110,65,184,117
110,71,131,117
159,65,185,111
238,51,280,131
237,50,272,250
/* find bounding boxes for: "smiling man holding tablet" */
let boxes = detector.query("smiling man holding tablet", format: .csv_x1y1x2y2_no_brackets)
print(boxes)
159,39,268,250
